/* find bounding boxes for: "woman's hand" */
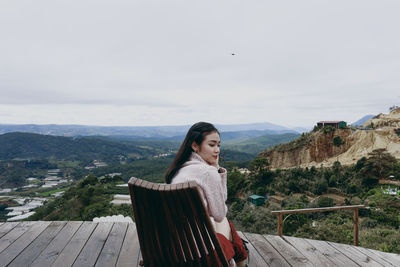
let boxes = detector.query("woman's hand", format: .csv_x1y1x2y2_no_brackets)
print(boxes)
211,162,220,169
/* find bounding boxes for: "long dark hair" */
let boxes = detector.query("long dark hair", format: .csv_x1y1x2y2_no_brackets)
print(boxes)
165,122,219,184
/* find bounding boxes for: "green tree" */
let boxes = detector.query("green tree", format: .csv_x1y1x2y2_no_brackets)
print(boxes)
354,157,367,171
5,168,26,186
281,195,309,234
333,136,344,147
333,136,345,162
395,128,400,137
249,157,273,186
227,170,246,201
314,178,328,195
80,174,98,187
317,197,334,207
323,126,335,134
332,161,342,174
360,149,397,187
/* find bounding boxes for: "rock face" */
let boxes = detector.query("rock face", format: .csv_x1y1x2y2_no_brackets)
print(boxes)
362,107,400,129
260,108,400,169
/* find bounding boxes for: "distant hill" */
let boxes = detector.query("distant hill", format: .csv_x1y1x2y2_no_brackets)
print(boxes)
100,130,300,156
0,122,305,138
0,130,299,163
351,115,375,126
220,130,297,141
161,129,300,143
0,132,154,161
0,124,189,138
223,132,300,155
83,135,181,151
217,122,291,132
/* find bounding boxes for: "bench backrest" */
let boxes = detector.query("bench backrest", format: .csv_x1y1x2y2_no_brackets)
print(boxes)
128,177,228,267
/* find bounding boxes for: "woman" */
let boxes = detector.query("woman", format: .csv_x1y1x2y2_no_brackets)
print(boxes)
165,122,248,267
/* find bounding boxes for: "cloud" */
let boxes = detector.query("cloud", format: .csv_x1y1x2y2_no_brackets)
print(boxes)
0,0,399,126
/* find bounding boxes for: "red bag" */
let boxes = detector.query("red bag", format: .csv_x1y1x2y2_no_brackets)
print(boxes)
217,233,235,260
216,221,248,262
229,220,248,262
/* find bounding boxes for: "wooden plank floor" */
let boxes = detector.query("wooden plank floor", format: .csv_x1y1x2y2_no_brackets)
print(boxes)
0,221,399,266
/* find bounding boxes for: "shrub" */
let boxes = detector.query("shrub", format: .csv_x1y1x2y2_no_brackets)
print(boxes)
323,126,336,134
395,128,400,137
362,218,378,228
317,197,334,207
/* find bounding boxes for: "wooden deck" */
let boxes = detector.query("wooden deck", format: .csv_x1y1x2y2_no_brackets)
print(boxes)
0,221,399,266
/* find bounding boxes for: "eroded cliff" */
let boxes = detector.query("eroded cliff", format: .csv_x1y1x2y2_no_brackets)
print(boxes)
260,108,400,169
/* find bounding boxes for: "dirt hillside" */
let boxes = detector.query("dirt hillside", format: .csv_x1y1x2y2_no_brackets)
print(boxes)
260,108,400,169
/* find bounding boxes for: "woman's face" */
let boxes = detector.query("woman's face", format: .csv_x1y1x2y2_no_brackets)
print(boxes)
194,131,220,166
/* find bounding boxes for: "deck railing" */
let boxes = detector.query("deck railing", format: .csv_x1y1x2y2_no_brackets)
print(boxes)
271,205,365,246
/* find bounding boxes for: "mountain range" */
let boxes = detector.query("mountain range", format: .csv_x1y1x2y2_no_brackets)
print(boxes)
0,122,309,138
0,131,300,161
0,115,375,162
0,132,153,161
351,115,375,126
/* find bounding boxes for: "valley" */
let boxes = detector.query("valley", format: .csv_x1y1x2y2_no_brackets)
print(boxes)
1,113,400,254
0,127,295,222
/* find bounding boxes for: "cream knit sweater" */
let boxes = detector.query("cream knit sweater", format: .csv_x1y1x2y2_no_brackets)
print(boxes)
171,152,228,223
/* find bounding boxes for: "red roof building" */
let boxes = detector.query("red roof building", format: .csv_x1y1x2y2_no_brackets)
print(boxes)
317,121,347,129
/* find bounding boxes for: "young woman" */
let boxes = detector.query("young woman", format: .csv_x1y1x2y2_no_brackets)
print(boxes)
165,122,248,267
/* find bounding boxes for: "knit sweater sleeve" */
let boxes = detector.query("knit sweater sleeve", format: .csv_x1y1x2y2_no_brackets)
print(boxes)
200,168,228,222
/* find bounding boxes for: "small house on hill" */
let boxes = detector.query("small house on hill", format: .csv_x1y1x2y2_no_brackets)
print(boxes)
248,195,265,206
317,121,347,129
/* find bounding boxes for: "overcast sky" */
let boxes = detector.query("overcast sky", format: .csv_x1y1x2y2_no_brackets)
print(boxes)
0,0,399,128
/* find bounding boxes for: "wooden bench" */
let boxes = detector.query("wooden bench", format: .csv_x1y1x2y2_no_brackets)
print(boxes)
128,177,229,266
